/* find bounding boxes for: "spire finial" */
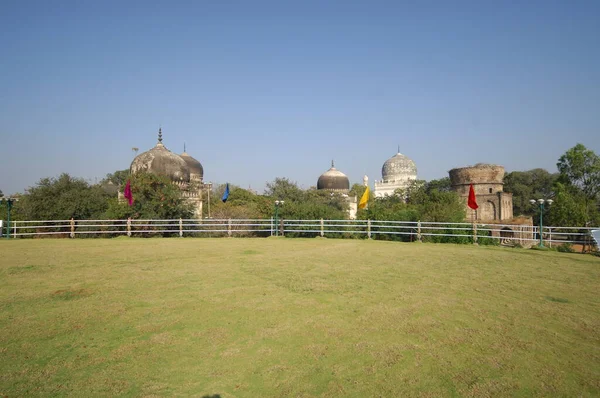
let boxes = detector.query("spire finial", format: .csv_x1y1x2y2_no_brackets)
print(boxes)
398,144,400,153
331,159,335,168
158,127,163,143
184,142,186,153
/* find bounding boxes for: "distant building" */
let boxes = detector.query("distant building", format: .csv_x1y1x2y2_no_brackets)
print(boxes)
316,161,358,219
449,163,534,246
374,148,417,198
126,128,208,217
448,164,513,221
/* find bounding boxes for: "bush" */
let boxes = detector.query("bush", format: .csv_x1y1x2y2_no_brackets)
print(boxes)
557,243,576,253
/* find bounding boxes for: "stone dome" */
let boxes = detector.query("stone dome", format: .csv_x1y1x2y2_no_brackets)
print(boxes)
130,128,190,183
180,151,204,181
317,161,350,192
382,151,417,182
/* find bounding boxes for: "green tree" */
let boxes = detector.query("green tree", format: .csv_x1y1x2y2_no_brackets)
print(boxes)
209,184,272,219
102,169,130,186
546,182,588,227
557,144,600,223
264,177,305,200
504,169,558,216
12,174,111,220
425,177,452,193
104,172,193,220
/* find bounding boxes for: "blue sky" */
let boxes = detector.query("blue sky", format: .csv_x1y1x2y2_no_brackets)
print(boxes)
1,0,599,195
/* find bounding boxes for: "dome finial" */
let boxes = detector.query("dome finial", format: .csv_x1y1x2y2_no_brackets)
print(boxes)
331,159,335,168
158,127,163,143
397,144,400,154
184,142,186,153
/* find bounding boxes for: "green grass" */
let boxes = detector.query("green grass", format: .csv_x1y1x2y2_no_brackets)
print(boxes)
1,238,599,397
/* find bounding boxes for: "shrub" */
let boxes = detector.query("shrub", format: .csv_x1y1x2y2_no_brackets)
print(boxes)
557,243,576,253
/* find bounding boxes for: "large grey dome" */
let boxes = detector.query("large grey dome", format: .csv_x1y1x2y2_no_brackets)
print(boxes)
180,151,204,181
317,161,350,192
130,128,190,183
382,151,417,182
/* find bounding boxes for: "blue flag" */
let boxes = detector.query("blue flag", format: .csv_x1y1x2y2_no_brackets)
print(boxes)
222,183,230,203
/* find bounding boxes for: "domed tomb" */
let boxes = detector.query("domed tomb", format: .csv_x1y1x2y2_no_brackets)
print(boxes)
374,148,417,198
130,128,190,184
180,145,204,183
317,161,350,192
382,151,417,183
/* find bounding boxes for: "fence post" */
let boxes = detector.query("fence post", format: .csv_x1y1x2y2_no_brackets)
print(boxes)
179,218,183,237
548,227,552,248
270,217,274,236
417,220,422,242
70,218,75,238
320,218,324,237
279,218,284,237
367,219,371,239
473,222,478,244
228,218,232,237
127,217,132,237
13,221,18,239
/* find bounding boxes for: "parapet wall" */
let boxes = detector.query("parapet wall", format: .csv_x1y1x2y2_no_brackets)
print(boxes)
449,164,505,186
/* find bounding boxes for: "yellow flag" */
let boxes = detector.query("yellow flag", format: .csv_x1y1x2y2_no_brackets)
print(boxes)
358,186,370,209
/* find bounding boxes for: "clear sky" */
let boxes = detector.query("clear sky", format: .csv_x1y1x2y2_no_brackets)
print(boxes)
1,0,599,195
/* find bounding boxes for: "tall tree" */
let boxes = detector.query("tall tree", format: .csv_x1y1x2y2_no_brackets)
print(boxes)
557,144,600,223
504,169,558,216
264,177,305,201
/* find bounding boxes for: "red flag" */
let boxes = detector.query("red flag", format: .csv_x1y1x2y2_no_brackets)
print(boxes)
124,180,133,206
468,184,478,210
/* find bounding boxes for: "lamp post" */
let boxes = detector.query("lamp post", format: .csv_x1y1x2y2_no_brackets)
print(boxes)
274,200,284,236
205,182,213,219
530,198,553,247
1,197,18,239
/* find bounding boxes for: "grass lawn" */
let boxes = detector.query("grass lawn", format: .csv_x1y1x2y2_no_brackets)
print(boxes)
1,238,599,397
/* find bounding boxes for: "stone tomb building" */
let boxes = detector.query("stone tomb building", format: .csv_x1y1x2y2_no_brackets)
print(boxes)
449,163,533,245
449,164,513,221
374,149,418,198
316,161,359,219
128,128,207,217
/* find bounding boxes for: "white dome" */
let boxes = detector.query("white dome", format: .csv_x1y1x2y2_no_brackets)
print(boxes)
382,152,417,182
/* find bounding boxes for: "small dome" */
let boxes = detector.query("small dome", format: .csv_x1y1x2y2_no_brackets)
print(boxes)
181,151,204,181
317,161,350,192
130,128,190,183
382,151,417,182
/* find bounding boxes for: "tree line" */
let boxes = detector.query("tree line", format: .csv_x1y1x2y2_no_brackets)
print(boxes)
1,144,599,227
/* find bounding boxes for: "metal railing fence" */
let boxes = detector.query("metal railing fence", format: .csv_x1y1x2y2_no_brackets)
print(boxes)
2,218,598,249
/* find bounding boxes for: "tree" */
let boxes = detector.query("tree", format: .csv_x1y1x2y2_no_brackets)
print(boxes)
264,177,305,200
545,182,588,227
12,173,111,220
557,144,600,223
504,169,558,217
425,177,452,194
104,172,193,220
209,184,272,219
102,169,130,186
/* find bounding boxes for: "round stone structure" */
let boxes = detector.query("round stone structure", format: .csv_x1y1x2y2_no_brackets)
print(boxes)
448,163,504,196
448,163,513,221
317,161,350,192
130,128,190,184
